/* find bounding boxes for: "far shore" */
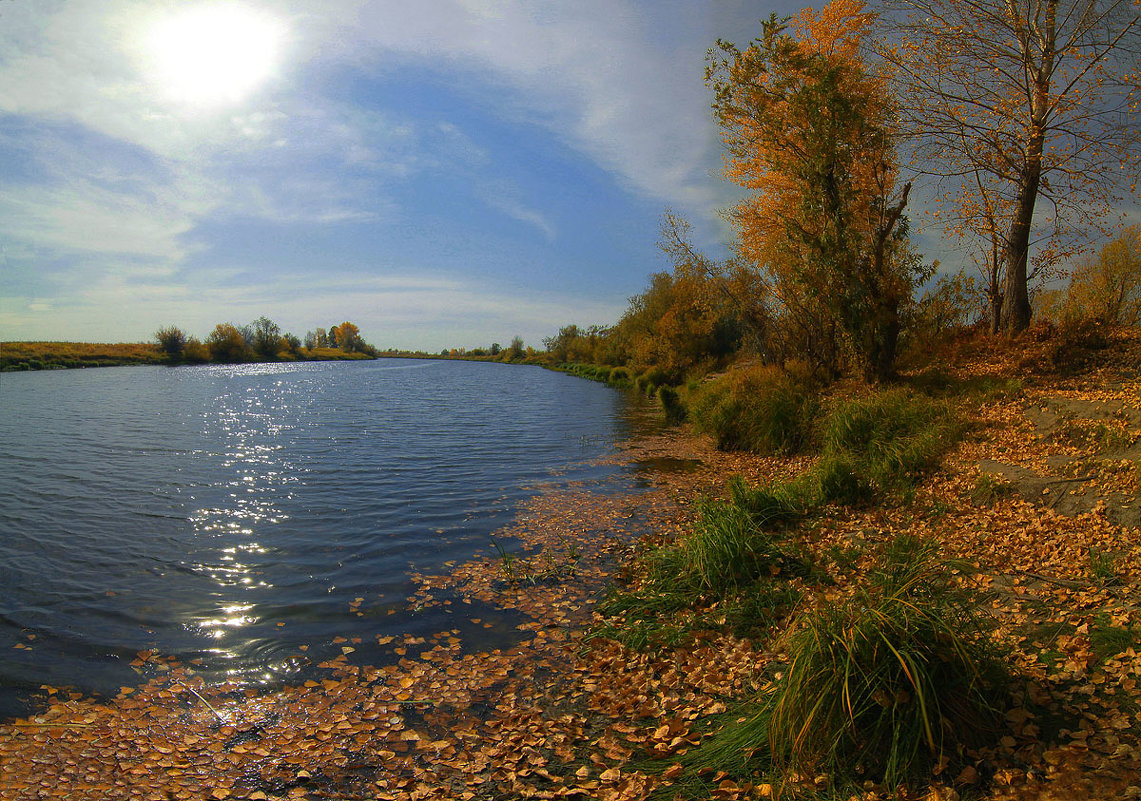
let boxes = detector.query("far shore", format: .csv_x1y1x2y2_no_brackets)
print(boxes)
0,341,542,373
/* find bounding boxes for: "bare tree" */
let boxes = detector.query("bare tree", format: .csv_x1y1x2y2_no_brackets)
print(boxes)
880,0,1141,333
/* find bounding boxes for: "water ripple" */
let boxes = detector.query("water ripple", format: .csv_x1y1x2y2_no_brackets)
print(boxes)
0,360,636,713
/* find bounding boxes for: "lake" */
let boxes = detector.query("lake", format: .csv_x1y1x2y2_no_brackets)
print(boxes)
0,359,643,718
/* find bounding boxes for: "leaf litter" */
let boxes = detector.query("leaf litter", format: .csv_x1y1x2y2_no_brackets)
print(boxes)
4,331,1141,800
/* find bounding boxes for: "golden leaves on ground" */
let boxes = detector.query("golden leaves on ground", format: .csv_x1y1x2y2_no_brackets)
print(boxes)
5,336,1141,800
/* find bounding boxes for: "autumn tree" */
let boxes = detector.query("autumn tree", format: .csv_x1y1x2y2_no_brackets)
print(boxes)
543,325,588,363
1059,225,1141,324
880,0,1141,334
331,322,361,352
250,316,282,360
708,0,920,380
206,323,251,363
613,211,771,378
154,326,187,362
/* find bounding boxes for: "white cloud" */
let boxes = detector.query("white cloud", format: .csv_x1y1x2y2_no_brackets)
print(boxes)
314,0,729,217
0,264,624,349
484,192,557,241
0,179,207,260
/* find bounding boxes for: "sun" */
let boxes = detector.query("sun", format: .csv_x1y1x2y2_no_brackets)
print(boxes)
139,3,287,109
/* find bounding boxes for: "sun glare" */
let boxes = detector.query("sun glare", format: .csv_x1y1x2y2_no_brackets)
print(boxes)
140,3,286,109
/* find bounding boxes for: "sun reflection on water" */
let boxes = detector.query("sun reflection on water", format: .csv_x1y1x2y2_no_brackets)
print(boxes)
182,370,310,674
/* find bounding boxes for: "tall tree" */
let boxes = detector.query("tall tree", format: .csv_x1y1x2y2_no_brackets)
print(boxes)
154,326,187,362
250,316,282,360
708,0,919,380
880,0,1141,333
331,321,361,352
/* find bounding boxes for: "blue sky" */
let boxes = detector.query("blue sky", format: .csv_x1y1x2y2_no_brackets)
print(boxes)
0,0,801,350
5,2,1133,352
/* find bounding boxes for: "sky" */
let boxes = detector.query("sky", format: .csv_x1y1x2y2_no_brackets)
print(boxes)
0,0,805,351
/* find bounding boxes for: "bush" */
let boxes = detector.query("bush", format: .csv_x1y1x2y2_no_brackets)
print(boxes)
808,388,959,504
154,326,187,361
608,366,632,387
183,338,209,364
657,385,687,425
686,537,1007,791
1047,316,1109,374
689,365,819,455
635,367,673,396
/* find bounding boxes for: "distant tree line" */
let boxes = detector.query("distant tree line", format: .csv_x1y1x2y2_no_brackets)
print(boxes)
154,317,378,365
449,335,531,362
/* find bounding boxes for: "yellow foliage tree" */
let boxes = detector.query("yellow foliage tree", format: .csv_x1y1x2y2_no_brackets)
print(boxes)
1061,226,1141,325
708,0,920,380
331,321,361,352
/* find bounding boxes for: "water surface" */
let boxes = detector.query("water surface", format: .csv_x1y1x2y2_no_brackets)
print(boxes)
0,359,637,717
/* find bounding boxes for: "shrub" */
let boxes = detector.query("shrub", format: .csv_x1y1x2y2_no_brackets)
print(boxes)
1046,316,1109,374
154,326,187,361
688,365,819,455
608,367,632,387
686,537,1007,791
657,385,687,425
809,388,959,504
635,367,673,396
183,337,209,364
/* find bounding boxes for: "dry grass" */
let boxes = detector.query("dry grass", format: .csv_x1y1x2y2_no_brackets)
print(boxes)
1,341,164,370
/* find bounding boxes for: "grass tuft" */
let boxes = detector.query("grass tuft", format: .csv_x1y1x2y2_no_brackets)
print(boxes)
681,536,1007,792
594,480,809,651
972,472,1017,505
807,388,960,505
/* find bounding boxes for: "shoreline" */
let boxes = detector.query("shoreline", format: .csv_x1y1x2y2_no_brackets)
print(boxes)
3,351,1141,799
0,402,682,799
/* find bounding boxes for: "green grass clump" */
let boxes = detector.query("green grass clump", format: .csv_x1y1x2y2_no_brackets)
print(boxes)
689,365,819,455
635,367,673,396
595,481,808,651
1088,547,1122,586
807,389,960,505
907,369,1024,403
682,536,1007,793
1090,613,1140,663
725,474,808,527
658,385,687,425
646,497,789,596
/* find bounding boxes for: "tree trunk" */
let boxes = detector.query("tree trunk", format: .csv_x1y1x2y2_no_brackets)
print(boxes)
1001,124,1046,334
1000,0,1055,335
990,291,1003,335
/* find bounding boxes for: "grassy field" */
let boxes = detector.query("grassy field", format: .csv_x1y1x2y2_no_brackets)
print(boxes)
1,341,165,371
1,342,378,371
